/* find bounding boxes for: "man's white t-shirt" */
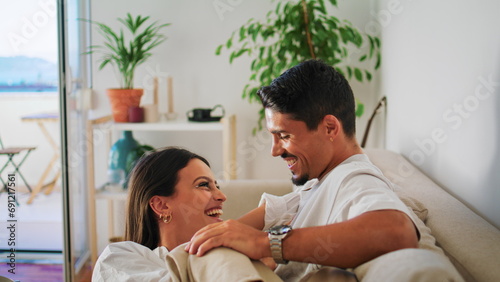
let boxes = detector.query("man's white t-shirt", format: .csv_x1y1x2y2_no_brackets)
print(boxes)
260,154,418,281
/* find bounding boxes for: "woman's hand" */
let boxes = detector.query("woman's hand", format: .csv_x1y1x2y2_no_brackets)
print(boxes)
184,219,271,260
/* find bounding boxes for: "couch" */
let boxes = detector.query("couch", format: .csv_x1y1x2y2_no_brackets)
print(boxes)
219,149,500,282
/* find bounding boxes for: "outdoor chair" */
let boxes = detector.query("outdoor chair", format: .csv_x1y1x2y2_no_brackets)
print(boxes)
0,135,36,195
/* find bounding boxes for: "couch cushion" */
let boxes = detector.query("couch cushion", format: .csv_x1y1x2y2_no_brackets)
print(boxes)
354,248,464,282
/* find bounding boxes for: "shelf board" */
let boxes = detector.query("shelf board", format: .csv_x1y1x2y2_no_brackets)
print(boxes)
109,119,224,131
95,189,128,200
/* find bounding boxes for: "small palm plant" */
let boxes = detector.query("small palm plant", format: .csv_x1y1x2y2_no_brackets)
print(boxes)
85,13,170,89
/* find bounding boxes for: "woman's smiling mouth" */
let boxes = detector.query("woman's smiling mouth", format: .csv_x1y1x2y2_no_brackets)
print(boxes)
205,208,223,217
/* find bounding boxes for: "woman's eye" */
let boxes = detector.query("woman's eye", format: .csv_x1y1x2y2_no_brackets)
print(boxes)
196,182,211,190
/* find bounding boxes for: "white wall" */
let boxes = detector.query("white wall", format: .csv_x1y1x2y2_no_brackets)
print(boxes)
381,0,500,228
88,0,383,185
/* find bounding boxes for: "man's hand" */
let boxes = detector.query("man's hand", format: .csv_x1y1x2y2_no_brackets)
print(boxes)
260,257,278,270
184,219,271,260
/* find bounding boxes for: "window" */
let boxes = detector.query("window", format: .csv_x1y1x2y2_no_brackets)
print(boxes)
0,0,58,94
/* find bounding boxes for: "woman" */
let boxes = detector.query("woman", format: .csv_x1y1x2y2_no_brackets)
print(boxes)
92,147,281,282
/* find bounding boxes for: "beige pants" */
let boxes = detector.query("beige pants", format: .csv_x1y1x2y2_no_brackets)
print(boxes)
166,243,283,282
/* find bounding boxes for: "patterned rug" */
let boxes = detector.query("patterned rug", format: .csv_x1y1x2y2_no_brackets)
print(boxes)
0,263,63,282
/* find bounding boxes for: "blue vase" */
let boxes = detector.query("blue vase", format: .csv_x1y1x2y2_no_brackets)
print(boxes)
108,131,139,183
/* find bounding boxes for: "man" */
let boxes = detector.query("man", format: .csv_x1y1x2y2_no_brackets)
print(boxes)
185,60,419,281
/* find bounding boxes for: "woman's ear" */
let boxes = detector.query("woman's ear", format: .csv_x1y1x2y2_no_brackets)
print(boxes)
149,195,169,216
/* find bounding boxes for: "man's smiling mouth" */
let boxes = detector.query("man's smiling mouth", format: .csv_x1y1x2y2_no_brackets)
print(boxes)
282,153,298,169
286,158,297,168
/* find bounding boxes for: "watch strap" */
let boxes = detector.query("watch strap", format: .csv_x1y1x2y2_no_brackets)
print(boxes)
269,234,289,264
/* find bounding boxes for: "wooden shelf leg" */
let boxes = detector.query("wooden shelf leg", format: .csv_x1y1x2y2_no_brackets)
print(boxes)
222,115,237,180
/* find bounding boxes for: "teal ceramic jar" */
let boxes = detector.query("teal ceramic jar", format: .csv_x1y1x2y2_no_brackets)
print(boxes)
108,131,139,185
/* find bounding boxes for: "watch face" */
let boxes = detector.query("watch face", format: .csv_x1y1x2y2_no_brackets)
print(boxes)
269,225,292,235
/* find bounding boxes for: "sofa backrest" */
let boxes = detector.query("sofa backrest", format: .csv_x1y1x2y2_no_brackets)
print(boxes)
365,149,500,282
219,179,293,220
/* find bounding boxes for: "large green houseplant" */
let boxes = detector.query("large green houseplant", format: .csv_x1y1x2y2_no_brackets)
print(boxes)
216,0,381,133
85,13,170,122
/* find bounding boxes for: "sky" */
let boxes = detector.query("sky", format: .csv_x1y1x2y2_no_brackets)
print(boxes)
0,0,58,63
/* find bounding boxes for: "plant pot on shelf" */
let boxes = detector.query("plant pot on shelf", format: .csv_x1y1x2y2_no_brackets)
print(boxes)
107,89,144,122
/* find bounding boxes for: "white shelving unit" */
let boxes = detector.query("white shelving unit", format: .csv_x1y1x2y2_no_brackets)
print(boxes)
85,115,237,262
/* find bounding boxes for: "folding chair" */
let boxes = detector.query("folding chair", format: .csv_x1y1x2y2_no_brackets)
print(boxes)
0,136,36,194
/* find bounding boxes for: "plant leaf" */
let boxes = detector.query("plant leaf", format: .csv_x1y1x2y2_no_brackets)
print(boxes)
354,68,363,81
239,26,246,41
355,101,364,117
346,66,352,78
365,70,372,81
242,84,250,98
229,51,236,64
327,0,338,7
215,44,223,55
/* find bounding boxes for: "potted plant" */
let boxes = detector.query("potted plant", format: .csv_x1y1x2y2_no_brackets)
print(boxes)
85,13,170,122
216,0,381,133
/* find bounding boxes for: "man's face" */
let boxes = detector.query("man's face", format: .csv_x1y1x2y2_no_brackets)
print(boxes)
265,109,332,185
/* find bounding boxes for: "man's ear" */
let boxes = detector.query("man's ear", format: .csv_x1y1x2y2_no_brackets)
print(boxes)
323,115,341,138
149,195,170,216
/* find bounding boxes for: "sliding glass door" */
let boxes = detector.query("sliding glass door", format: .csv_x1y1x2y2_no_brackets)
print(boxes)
57,0,92,280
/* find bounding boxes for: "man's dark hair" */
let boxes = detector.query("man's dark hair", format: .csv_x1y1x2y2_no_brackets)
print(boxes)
257,59,356,137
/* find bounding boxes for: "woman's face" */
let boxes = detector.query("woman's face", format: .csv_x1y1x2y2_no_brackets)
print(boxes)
167,158,226,240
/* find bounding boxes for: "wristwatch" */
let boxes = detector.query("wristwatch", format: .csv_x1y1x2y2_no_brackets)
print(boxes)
267,224,292,264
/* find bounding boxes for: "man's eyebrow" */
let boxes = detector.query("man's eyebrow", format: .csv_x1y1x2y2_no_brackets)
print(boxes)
270,130,287,134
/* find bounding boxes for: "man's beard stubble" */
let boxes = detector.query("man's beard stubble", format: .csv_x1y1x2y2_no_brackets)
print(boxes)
291,172,309,186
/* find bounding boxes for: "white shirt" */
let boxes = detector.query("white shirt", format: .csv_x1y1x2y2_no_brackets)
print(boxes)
260,154,417,282
92,241,283,282
92,241,172,282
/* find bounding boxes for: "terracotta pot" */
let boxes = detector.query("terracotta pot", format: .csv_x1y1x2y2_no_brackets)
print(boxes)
107,89,144,122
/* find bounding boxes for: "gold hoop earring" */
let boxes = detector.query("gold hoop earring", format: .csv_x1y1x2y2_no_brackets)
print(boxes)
160,213,172,224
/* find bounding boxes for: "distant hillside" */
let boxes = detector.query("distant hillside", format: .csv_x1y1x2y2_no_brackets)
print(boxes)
0,56,58,87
